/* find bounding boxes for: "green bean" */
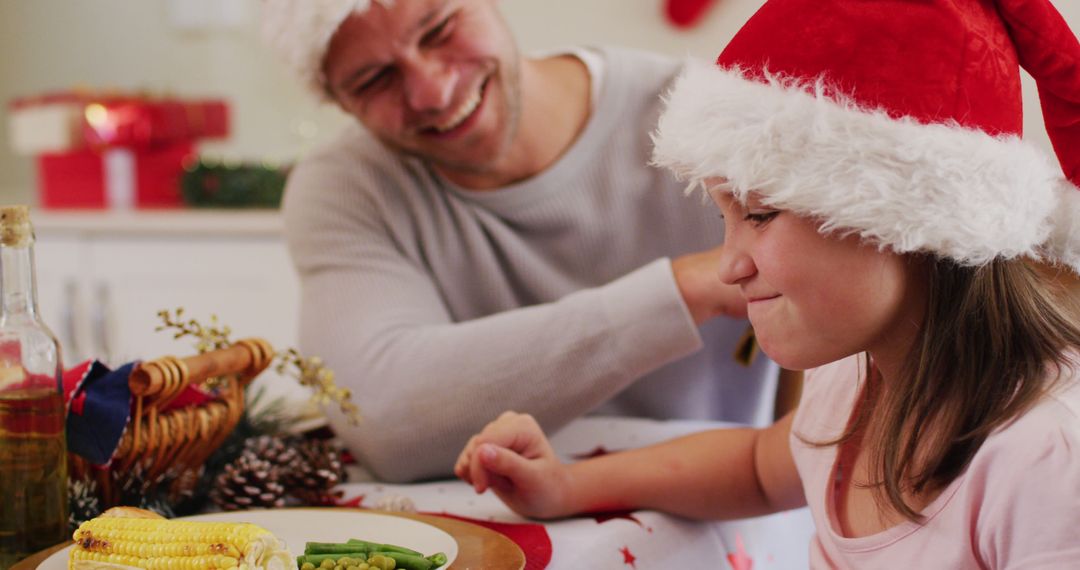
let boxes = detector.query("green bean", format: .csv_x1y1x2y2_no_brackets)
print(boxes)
347,539,423,557
372,551,433,570
307,542,376,555
302,539,440,570
298,553,370,566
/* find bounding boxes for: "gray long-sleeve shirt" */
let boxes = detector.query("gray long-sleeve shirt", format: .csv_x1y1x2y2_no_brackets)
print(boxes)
282,46,778,482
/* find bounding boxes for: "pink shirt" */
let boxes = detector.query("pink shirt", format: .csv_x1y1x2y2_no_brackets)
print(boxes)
791,355,1080,569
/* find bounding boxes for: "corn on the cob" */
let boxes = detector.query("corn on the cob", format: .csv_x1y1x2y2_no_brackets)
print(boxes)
68,515,293,570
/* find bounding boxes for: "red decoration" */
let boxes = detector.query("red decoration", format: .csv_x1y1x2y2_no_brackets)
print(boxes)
70,390,88,416
336,494,367,508
664,0,718,29
432,512,552,570
619,546,637,568
726,533,754,570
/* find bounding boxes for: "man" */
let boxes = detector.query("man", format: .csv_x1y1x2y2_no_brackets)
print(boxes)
262,0,780,482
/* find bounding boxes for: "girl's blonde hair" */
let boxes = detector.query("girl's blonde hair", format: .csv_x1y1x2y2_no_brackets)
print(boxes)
835,259,1080,522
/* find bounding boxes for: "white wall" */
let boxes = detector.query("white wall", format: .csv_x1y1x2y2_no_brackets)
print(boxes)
2,0,1077,204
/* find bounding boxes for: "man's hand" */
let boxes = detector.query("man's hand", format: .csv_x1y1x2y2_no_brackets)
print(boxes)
672,245,747,325
454,412,573,520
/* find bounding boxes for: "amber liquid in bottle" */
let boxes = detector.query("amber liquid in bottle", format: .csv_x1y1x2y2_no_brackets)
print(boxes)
0,206,67,569
0,389,67,568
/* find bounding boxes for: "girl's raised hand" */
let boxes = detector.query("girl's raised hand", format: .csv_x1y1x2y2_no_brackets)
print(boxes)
454,411,573,519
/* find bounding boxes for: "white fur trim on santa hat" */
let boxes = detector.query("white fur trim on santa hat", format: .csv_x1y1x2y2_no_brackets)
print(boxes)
260,0,392,96
652,60,1080,272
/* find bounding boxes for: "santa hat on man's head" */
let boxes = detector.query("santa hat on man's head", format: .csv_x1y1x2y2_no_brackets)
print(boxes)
652,0,1080,273
260,0,391,95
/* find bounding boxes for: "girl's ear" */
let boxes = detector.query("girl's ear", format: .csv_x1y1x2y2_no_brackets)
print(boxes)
902,254,933,314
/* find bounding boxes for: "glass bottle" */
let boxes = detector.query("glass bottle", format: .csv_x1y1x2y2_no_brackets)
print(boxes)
0,205,67,568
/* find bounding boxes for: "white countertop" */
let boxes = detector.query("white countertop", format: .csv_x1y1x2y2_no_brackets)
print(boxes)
31,208,284,237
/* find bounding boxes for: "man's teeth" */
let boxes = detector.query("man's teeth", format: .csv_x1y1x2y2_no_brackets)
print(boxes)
434,88,482,132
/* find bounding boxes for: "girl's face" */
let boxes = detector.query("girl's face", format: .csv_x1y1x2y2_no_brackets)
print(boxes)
711,189,925,372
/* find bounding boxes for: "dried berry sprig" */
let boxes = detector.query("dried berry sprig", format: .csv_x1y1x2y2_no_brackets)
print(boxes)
276,348,361,425
155,308,233,354
155,308,361,424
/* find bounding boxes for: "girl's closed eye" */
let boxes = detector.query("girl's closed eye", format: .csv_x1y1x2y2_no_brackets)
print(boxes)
743,210,779,226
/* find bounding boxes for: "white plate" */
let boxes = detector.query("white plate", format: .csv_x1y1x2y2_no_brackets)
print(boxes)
40,509,457,569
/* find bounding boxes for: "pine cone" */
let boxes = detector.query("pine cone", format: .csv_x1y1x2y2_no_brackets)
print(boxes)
136,493,177,519
68,477,103,530
115,461,163,507
211,450,287,511
287,439,346,505
244,435,301,473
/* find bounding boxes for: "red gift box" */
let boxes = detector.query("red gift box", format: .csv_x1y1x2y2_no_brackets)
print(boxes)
8,91,228,210
9,91,228,152
37,143,194,209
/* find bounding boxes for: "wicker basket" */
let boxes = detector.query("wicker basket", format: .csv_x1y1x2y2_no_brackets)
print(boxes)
68,338,275,509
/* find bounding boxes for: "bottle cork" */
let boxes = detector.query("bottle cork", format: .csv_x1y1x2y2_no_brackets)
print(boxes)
0,205,32,247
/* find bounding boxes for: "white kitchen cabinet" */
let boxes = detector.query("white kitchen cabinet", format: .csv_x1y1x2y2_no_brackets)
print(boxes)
31,210,312,407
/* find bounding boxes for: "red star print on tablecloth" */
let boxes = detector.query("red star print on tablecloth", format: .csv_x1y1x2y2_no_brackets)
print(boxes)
620,546,637,568
726,533,754,570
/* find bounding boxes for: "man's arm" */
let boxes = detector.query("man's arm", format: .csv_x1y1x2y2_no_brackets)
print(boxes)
283,167,722,482
672,245,748,323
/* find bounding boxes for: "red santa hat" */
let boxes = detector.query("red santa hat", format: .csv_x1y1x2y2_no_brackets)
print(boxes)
652,0,1080,273
260,0,390,95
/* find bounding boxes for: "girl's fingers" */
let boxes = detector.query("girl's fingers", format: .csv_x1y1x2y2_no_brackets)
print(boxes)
478,443,533,486
469,443,495,493
455,457,472,485
454,435,479,483
457,413,550,494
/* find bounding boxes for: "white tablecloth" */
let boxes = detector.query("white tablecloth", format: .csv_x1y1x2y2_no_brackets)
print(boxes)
337,417,814,569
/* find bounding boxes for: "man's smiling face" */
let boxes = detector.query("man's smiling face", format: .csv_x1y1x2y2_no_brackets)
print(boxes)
322,0,522,176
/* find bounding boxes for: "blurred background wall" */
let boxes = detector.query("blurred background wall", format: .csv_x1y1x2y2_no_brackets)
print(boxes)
2,0,1077,204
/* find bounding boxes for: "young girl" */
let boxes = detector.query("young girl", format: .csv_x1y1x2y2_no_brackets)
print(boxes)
454,0,1080,566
